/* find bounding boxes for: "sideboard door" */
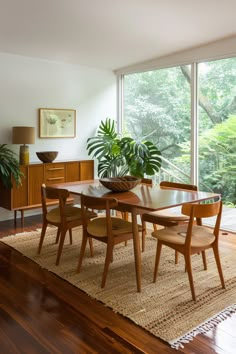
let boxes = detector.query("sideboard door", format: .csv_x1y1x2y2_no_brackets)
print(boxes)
79,160,94,181
28,165,44,205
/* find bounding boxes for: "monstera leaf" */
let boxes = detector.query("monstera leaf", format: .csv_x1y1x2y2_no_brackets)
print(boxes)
87,118,162,178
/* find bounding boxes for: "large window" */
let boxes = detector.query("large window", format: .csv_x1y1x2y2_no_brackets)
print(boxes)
122,57,236,205
198,57,236,205
123,66,191,183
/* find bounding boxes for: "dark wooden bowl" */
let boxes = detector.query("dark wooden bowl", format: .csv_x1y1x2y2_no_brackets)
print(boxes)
99,176,141,192
36,151,58,163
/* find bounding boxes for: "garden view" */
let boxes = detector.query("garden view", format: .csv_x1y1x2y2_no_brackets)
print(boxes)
123,57,236,206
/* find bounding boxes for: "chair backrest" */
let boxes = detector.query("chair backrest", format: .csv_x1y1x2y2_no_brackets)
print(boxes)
80,194,118,237
160,181,198,191
181,199,222,247
41,184,69,220
141,178,153,186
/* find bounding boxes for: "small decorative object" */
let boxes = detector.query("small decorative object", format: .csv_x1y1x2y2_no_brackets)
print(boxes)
12,126,35,165
36,151,58,163
39,108,76,138
99,176,141,192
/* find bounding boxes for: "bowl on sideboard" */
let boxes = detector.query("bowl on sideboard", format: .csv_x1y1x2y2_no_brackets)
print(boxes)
36,151,58,163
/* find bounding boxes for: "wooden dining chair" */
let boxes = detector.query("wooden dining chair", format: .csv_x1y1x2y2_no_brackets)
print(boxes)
77,194,142,288
142,181,198,259
151,199,225,301
120,178,153,249
38,184,97,265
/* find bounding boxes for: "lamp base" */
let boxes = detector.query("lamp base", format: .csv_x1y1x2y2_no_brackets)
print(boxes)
19,145,29,165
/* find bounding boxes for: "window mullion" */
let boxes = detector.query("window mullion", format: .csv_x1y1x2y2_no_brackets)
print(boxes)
191,62,198,186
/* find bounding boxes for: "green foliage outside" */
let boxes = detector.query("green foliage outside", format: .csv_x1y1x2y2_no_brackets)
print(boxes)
123,57,236,206
198,115,236,205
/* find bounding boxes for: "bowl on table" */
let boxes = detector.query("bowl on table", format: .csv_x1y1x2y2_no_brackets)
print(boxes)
99,176,141,192
36,151,58,163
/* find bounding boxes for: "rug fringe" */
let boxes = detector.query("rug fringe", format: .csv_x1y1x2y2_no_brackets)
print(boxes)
169,304,236,350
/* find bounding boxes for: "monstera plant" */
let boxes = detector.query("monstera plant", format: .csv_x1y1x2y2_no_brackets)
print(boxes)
0,144,23,188
87,118,162,178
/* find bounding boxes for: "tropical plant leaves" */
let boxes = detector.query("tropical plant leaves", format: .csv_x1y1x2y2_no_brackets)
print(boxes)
87,118,162,178
0,144,23,188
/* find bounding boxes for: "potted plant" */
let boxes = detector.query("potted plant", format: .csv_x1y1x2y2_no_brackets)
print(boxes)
0,144,23,188
87,118,162,178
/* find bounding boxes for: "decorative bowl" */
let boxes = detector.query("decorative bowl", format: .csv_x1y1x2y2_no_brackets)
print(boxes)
36,151,58,163
99,176,141,192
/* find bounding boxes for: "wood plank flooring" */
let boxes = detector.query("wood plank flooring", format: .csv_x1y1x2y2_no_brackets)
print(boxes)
0,214,236,353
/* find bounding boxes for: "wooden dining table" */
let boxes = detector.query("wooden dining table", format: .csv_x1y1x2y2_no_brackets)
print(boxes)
52,179,220,292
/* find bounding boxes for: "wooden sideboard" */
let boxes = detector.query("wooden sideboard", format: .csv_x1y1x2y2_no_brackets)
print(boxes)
0,160,94,225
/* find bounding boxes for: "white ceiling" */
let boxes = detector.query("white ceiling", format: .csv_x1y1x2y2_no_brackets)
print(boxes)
0,0,236,71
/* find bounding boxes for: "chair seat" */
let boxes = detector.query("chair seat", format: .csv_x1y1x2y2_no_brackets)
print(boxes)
146,208,189,221
152,224,215,248
47,206,96,224
88,217,143,237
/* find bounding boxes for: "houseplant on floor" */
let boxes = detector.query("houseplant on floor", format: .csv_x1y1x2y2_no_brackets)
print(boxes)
87,118,162,178
0,144,23,188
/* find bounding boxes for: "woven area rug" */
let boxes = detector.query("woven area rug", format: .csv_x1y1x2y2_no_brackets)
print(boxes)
1,227,236,349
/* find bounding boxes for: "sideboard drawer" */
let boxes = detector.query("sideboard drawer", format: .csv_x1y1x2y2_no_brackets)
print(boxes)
44,163,65,185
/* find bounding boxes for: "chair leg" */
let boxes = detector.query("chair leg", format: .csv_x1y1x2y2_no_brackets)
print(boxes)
56,229,67,266
38,222,48,254
101,242,114,288
123,212,129,247
88,237,94,257
55,228,60,244
212,244,226,289
153,241,162,282
69,229,73,244
142,227,146,252
201,251,207,270
184,254,196,301
175,251,179,264
123,212,129,221
77,233,88,273
142,222,156,252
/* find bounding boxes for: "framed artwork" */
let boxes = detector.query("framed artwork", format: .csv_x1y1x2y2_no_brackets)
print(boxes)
39,108,76,138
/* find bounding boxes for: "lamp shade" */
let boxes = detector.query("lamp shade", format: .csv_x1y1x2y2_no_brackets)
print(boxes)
12,126,35,145
12,126,35,165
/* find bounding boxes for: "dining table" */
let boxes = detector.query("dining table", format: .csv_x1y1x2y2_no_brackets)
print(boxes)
52,179,220,292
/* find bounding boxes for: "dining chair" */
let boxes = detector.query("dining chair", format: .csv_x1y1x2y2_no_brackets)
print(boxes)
142,181,198,259
38,184,97,265
151,199,225,301
120,178,154,249
77,194,142,288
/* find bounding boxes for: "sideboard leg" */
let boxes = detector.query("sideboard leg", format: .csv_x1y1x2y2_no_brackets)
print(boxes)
14,210,17,226
21,210,24,228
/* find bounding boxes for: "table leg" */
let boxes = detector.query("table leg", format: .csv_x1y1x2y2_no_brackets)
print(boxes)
131,208,141,292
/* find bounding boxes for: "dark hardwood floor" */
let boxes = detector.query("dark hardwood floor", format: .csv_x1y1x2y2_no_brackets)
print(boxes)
0,214,235,353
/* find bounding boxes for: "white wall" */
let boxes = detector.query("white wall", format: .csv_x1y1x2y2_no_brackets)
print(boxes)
0,52,116,221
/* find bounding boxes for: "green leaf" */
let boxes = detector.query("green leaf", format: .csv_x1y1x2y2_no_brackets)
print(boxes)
86,119,162,178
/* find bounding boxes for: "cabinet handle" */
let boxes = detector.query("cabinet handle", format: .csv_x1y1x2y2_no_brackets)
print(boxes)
47,168,64,171
47,177,64,181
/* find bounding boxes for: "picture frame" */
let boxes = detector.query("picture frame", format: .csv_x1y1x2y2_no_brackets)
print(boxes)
39,108,76,138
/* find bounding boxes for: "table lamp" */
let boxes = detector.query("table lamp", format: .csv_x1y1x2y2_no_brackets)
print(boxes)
12,126,35,165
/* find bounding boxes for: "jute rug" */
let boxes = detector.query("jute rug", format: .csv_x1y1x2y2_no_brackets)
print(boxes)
1,227,236,349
